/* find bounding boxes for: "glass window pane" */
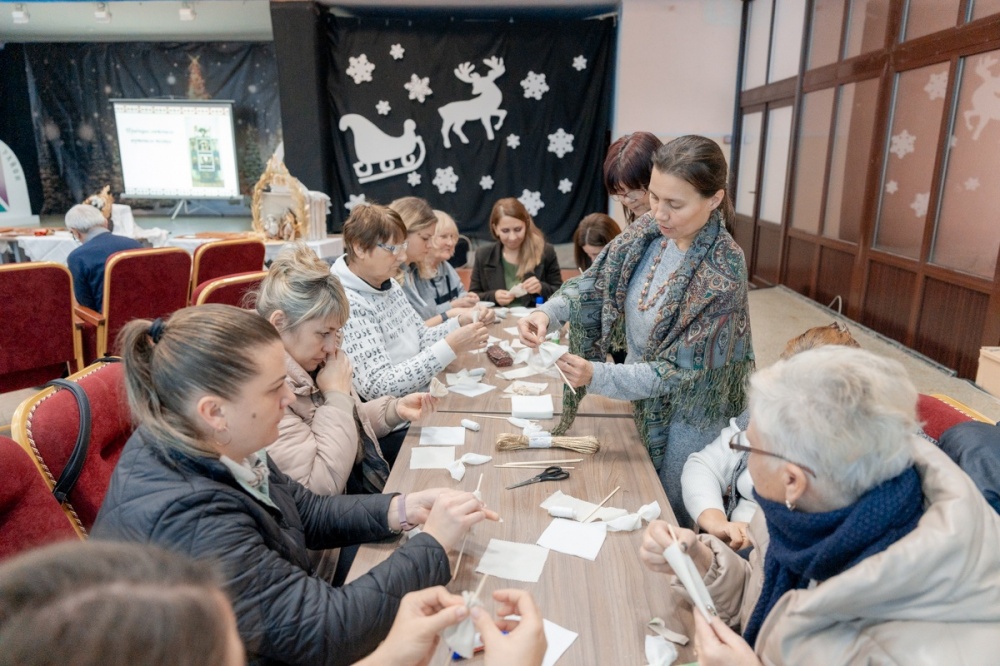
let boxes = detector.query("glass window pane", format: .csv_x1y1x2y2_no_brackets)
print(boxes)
769,0,806,82
735,112,764,217
844,0,890,58
760,105,794,225
903,0,960,41
932,52,1000,278
824,78,880,243
971,0,1000,21
744,0,772,90
807,0,845,69
874,63,949,259
789,88,835,234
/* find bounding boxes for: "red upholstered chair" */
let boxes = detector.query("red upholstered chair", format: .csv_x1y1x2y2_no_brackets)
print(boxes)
0,262,84,392
192,270,267,307
190,238,266,303
917,393,993,441
457,268,472,291
0,435,82,559
74,247,191,359
561,268,582,282
12,360,133,533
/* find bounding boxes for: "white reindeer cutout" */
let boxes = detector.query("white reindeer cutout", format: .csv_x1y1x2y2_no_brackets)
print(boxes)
964,54,1000,141
438,57,507,149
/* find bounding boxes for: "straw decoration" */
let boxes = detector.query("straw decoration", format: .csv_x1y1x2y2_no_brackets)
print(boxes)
495,433,600,454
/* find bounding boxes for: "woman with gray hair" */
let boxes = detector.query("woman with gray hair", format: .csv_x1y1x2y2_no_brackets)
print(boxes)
640,346,1000,665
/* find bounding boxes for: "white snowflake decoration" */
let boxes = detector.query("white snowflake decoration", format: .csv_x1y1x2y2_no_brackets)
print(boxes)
950,135,958,149
506,134,521,149
390,44,405,60
965,177,981,191
889,129,916,159
407,172,422,187
247,84,258,94
557,179,573,194
344,193,368,212
909,192,929,218
432,167,459,194
520,71,550,100
376,100,391,116
480,175,495,190
547,128,575,158
404,74,433,103
346,54,375,85
572,56,587,71
924,71,948,101
167,74,176,85
518,189,545,216
885,180,898,194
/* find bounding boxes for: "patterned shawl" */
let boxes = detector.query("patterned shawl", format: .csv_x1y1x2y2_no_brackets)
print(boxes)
552,212,755,469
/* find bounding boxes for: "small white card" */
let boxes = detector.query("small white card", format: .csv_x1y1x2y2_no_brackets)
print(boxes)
418,426,466,446
475,539,549,582
536,518,608,561
409,446,456,469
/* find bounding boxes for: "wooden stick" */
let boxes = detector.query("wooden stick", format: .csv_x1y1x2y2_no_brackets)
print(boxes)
580,486,621,523
471,573,490,606
455,473,486,580
475,472,484,494
495,458,584,466
468,414,512,421
495,465,575,470
553,362,578,396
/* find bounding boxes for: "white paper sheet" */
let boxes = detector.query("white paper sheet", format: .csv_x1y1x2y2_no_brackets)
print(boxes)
503,326,520,336
410,446,456,469
536,518,607,561
448,383,497,398
419,426,466,446
508,306,532,317
446,368,486,386
487,335,501,344
475,539,549,582
498,365,546,380
511,394,554,419
542,619,579,666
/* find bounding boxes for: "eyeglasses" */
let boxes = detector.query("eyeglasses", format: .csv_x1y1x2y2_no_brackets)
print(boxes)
376,241,408,256
728,430,817,478
611,189,646,204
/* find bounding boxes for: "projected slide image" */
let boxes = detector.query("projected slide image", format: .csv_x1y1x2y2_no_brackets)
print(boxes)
189,125,224,188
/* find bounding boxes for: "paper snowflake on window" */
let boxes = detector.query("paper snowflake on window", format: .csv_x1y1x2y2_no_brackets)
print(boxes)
433,166,458,194
547,129,574,158
965,177,980,191
390,44,405,60
344,193,368,211
506,134,521,149
404,74,433,103
950,135,958,149
924,71,948,101
518,189,545,216
480,175,494,190
520,71,550,100
885,180,898,194
889,130,916,159
909,192,929,218
376,100,391,116
407,172,422,187
572,56,587,71
346,54,375,85
557,179,573,194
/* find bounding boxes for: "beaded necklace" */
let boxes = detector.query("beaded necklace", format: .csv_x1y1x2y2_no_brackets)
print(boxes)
636,239,671,311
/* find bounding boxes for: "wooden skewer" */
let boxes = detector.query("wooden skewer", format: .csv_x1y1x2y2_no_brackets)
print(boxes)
495,465,575,470
471,573,490,606
468,414,512,421
496,458,584,466
475,472,484,495
454,473,486,580
580,486,621,523
553,362,578,396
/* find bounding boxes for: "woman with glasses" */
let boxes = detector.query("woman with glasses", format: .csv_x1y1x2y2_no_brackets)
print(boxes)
604,131,662,225
469,197,563,308
640,346,1000,665
519,136,755,528
332,203,489,400
682,324,860,551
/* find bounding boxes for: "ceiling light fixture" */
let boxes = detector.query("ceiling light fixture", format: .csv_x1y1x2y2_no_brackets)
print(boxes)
94,2,112,23
179,2,195,22
12,3,29,24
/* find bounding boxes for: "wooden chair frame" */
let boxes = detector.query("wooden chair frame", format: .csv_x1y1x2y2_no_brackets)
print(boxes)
193,270,268,306
190,238,266,301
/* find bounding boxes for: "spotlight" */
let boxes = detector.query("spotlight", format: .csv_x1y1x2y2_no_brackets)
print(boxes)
179,2,195,21
94,2,112,23
12,4,29,24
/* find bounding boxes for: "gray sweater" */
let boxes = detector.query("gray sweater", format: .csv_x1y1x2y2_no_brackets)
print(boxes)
400,262,467,321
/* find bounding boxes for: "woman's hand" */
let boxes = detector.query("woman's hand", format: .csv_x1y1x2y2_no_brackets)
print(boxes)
417,489,500,551
554,354,593,388
517,311,550,348
693,613,761,666
316,349,353,394
451,293,479,309
640,520,714,577
445,321,489,354
521,276,542,295
494,289,515,306
476,306,496,325
472,589,547,666
456,307,494,326
395,393,438,422
703,516,750,552
356,587,468,666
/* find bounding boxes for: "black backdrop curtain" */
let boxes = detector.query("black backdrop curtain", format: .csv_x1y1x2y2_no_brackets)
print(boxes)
24,42,281,215
325,15,616,242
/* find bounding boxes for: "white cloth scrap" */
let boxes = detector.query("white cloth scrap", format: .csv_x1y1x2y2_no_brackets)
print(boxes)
442,590,482,658
476,539,549,582
419,426,465,446
605,501,664,532
498,365,547,380
447,452,493,481
446,368,486,386
429,376,449,398
511,394,554,419
648,617,689,645
509,283,528,298
536,518,607,561
503,326,521,336
507,306,532,317
513,341,569,372
448,382,496,398
493,307,509,319
542,619,579,666
410,447,455,469
540,490,628,523
644,634,679,666
503,380,549,396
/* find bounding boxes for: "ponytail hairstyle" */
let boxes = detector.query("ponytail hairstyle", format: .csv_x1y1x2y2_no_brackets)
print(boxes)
117,304,281,457
250,244,350,333
488,197,546,280
652,135,735,230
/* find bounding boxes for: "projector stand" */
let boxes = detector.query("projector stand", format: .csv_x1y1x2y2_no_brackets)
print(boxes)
169,199,223,220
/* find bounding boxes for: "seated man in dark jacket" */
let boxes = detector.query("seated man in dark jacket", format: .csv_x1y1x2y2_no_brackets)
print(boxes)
65,203,141,311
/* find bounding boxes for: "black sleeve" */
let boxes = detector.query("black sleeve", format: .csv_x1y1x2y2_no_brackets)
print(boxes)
469,244,499,302
537,243,563,300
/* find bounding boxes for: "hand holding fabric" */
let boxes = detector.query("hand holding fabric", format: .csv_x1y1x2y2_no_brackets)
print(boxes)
355,586,468,666
495,289,515,306
693,613,761,666
555,353,593,387
640,520,712,577
521,276,542,295
472,589,547,666
396,393,438,422
421,489,500,551
517,311,550,348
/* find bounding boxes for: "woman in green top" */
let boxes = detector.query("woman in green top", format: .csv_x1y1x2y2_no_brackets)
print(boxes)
469,197,563,308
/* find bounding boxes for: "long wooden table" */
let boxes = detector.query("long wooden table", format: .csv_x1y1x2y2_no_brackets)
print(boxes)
348,411,696,664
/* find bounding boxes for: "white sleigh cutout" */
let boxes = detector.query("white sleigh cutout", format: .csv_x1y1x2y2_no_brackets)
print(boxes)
338,114,426,184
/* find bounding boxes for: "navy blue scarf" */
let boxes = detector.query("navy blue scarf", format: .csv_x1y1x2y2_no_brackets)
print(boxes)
743,466,923,647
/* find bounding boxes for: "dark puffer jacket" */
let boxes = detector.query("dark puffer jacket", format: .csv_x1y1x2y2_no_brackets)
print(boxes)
93,429,450,665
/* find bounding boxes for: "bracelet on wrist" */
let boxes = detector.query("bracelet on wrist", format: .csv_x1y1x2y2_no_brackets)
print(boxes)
397,493,415,532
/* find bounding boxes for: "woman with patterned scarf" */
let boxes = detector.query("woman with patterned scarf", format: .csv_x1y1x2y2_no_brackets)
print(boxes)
519,135,754,527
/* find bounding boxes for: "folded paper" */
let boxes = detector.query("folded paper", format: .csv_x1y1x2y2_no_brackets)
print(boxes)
476,539,549,582
448,382,497,398
419,426,465,446
536,518,607,561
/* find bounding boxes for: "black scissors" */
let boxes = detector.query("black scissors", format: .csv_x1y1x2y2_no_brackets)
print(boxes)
505,466,570,490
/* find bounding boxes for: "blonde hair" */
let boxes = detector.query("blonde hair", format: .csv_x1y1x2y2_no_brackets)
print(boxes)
489,198,545,280
417,209,459,279
250,244,349,332
780,322,860,360
389,196,437,235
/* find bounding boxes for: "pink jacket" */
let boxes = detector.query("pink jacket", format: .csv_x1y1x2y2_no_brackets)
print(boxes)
267,352,399,495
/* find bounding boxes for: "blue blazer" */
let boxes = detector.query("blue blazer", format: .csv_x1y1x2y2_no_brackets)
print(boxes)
67,231,142,311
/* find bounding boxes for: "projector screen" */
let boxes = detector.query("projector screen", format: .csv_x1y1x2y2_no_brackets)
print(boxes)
111,99,240,199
